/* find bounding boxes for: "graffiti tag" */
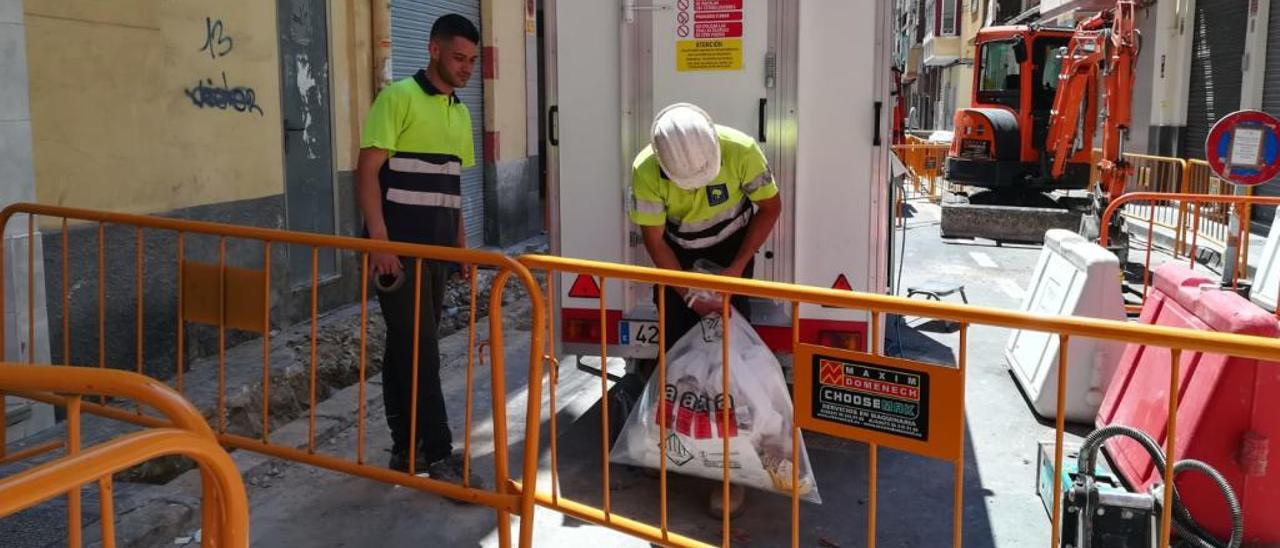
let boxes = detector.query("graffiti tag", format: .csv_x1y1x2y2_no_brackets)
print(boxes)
184,72,264,116
199,17,234,59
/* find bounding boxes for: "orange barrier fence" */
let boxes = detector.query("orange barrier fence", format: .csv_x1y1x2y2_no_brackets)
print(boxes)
891,144,950,201
0,365,248,548
1101,192,1280,314
1088,153,1258,278
517,254,1280,547
0,203,546,548
1179,159,1255,258
9,200,1280,547
1115,153,1188,238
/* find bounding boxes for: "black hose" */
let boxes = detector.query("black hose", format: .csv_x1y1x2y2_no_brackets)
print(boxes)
1076,425,1241,548
1172,460,1243,548
891,175,909,358
1079,426,1220,547
1077,426,1211,547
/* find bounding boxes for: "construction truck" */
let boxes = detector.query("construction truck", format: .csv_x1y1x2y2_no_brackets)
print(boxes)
945,0,1144,241
541,0,893,361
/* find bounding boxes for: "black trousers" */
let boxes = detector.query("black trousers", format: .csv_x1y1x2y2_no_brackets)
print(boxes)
377,259,452,462
653,230,754,351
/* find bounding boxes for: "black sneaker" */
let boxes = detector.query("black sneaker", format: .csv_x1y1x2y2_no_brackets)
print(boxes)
387,448,410,473
387,447,429,474
425,454,486,489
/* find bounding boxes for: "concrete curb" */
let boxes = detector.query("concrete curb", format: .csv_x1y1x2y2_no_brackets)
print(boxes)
940,203,1083,243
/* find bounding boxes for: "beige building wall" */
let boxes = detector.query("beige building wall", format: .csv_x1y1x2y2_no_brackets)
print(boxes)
955,0,985,110
24,0,372,215
25,1,286,215
481,0,529,161
330,0,374,173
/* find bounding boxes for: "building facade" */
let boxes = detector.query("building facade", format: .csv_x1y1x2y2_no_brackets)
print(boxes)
0,0,546,442
895,0,1277,230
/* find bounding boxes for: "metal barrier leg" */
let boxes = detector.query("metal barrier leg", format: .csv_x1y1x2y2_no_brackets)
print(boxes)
1050,335,1070,548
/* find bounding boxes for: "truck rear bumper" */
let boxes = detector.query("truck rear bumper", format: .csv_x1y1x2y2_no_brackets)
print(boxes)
559,306,868,360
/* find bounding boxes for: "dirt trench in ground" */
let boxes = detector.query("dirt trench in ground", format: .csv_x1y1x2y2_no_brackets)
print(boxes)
119,269,545,484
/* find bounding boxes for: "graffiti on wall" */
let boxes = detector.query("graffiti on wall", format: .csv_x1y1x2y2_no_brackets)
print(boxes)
185,15,263,116
199,17,234,59
184,73,264,115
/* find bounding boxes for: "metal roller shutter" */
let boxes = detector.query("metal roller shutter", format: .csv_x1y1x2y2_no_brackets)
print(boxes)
1256,0,1280,231
390,1,486,247
1183,0,1248,163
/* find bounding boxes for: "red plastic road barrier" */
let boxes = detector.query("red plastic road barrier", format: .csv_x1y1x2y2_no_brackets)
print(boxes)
1097,264,1280,543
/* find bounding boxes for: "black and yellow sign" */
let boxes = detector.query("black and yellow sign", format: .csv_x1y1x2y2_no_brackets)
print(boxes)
676,39,743,72
794,345,965,462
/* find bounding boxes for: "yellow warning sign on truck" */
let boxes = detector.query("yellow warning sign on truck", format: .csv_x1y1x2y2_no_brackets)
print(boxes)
676,39,743,72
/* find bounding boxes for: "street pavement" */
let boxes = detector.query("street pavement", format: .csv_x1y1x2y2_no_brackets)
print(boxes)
242,199,1083,547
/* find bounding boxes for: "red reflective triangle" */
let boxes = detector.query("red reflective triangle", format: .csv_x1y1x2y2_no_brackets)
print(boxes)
568,274,602,299
832,274,853,291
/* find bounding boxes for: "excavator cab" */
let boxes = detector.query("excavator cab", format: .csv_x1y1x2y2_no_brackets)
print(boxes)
947,27,1090,191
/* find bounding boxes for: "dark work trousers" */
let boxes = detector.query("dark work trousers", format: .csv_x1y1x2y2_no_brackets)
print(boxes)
377,259,452,462
654,228,755,351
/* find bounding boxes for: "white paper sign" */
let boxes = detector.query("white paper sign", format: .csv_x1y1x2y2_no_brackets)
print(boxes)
1230,127,1264,167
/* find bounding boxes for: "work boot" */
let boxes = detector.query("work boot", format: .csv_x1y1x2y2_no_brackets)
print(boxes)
707,484,746,519
426,454,487,490
386,446,429,474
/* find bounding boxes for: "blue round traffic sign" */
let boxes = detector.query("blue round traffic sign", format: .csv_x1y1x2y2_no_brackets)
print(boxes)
1205,110,1280,187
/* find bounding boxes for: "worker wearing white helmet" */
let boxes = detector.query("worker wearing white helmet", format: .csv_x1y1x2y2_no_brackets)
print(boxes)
630,103,782,316
626,103,782,516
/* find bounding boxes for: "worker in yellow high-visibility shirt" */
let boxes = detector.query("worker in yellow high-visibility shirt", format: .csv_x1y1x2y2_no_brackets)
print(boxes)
627,103,783,517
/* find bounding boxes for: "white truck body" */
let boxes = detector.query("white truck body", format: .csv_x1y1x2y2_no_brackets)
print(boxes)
542,0,893,359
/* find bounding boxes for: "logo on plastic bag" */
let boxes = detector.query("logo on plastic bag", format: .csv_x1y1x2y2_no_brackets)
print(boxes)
665,433,695,466
699,316,723,343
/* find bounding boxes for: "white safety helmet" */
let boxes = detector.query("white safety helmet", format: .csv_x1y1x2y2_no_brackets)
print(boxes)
651,103,721,191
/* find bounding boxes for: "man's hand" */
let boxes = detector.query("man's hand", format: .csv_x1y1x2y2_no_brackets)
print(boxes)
720,261,747,279
689,296,723,317
685,289,727,317
371,252,403,278
454,264,473,283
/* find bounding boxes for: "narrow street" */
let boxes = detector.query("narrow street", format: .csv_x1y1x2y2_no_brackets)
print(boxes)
234,200,1080,547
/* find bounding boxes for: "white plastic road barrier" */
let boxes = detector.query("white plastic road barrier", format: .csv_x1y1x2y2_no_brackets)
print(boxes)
1005,229,1127,422
1250,219,1280,312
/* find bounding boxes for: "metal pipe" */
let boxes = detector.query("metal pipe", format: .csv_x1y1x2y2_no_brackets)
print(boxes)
0,429,249,548
1050,335,1071,548
67,396,83,548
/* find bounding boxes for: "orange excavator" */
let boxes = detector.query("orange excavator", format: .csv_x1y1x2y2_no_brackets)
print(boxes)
946,0,1143,211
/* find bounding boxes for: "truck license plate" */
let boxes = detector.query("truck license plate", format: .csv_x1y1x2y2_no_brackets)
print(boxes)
619,320,659,346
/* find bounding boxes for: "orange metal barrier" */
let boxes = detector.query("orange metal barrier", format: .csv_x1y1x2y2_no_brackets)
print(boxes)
1117,154,1188,237
0,365,248,548
891,144,950,201
1087,151,1190,247
1180,159,1255,258
1087,152,1255,274
1101,192,1280,314
516,255,1280,547
0,203,546,548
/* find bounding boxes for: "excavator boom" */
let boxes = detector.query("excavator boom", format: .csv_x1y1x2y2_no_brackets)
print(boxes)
1047,0,1141,198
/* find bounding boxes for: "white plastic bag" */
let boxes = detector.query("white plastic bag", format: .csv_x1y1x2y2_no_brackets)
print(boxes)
610,311,822,503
